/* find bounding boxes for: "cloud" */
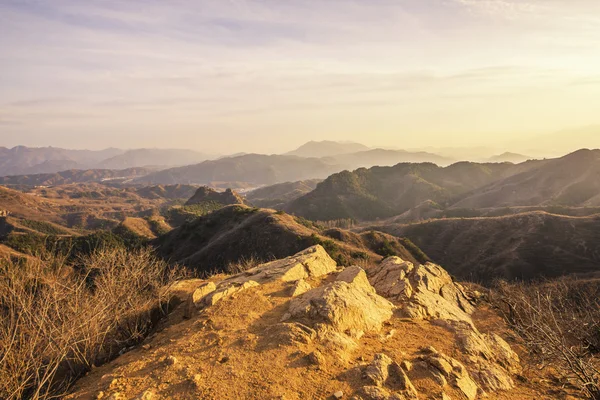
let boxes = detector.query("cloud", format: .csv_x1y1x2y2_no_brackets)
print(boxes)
1,0,600,151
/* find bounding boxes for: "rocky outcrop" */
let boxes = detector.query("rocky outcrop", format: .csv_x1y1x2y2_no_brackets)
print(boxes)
66,247,527,400
285,267,394,342
185,186,245,206
368,256,520,396
369,257,475,324
220,245,338,286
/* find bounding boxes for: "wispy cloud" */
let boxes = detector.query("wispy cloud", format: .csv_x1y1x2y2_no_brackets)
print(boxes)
0,0,599,152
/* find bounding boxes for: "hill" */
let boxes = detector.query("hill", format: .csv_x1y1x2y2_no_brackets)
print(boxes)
0,167,155,186
372,211,600,283
453,149,600,209
185,187,246,207
154,205,425,274
0,183,201,234
98,148,211,169
286,162,519,221
245,179,322,208
0,185,63,223
286,140,370,157
135,154,341,186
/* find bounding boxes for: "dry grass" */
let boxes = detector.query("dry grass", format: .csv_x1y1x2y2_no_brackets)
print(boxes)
0,247,182,400
491,279,600,399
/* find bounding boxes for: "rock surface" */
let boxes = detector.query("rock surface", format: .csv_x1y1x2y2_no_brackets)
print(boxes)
221,245,337,285
64,247,536,400
369,257,475,324
286,266,394,341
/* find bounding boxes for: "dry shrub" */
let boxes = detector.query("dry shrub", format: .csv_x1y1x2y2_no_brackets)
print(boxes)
225,255,265,275
0,247,181,400
492,279,600,399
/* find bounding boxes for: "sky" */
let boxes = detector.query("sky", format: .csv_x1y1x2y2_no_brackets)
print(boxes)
1,0,600,154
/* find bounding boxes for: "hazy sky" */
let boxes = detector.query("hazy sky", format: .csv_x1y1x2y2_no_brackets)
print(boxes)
1,0,600,154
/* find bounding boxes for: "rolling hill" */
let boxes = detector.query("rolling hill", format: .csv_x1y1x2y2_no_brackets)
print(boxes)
372,211,600,283
286,162,520,221
154,205,425,275
0,168,155,186
452,149,600,209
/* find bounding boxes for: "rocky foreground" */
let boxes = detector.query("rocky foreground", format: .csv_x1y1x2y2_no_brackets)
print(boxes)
66,246,552,399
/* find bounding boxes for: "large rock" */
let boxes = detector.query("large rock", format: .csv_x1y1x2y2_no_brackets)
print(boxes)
286,267,394,341
417,347,478,400
368,257,475,324
363,354,418,398
434,320,519,392
221,245,337,286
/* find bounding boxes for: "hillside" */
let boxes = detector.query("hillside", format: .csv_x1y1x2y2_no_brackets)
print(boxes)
286,162,519,221
185,187,246,207
0,167,154,186
286,140,370,157
0,185,64,223
154,205,424,274
0,183,200,234
372,211,600,283
245,179,322,208
453,149,600,209
135,154,341,186
64,246,559,400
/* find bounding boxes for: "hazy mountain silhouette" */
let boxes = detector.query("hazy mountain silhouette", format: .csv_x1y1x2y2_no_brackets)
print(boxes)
246,179,322,209
134,154,342,186
98,148,211,169
286,140,370,158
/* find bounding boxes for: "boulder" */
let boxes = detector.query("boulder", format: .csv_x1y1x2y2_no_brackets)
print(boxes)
369,258,475,324
287,267,394,340
364,354,393,387
363,354,418,399
221,245,337,286
417,347,478,400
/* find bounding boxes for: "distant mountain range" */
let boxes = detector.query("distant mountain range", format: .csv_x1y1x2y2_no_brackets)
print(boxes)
0,146,212,176
133,148,457,186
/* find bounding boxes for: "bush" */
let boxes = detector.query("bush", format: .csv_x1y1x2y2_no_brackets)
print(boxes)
491,279,600,399
0,247,182,400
